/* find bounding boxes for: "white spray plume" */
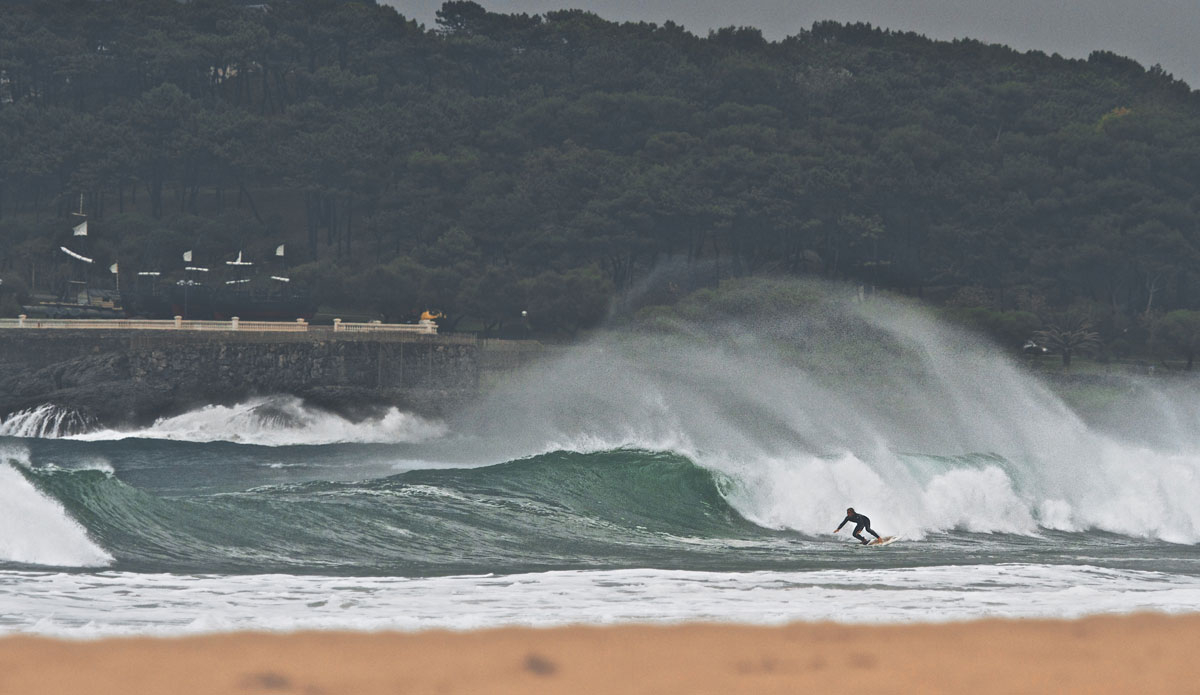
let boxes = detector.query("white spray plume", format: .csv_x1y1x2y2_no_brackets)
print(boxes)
456,279,1200,543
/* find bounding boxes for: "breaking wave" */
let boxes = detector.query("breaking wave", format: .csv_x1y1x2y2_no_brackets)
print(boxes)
452,283,1200,544
34,396,449,446
0,445,112,567
0,405,95,438
10,449,766,574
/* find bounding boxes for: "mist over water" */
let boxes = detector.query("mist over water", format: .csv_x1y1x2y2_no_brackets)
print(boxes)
454,280,1200,543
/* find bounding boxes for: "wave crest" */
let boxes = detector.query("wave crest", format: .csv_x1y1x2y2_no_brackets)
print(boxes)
0,445,112,567
67,396,448,446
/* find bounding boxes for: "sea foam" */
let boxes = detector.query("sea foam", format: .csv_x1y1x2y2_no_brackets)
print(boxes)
3,564,1200,637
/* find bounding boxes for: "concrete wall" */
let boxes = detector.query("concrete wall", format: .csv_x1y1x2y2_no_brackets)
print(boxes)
0,329,481,425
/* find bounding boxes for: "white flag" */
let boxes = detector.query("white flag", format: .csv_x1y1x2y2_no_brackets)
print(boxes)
109,263,118,274
73,221,88,236
183,250,193,262
275,244,285,257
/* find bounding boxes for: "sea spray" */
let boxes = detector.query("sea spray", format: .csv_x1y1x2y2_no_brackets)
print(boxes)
68,396,448,446
0,405,95,438
453,279,1200,542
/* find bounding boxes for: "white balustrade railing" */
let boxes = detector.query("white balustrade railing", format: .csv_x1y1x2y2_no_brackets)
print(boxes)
332,318,437,334
0,315,309,332
0,315,441,335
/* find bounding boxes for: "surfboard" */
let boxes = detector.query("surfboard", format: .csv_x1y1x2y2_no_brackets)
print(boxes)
866,536,898,547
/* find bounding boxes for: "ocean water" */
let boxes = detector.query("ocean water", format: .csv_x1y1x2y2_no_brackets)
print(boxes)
4,293,1200,637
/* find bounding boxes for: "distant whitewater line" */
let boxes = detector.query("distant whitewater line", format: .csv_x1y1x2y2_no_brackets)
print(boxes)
75,397,449,446
0,397,447,446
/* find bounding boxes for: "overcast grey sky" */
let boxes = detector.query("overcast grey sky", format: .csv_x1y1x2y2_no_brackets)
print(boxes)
382,0,1200,90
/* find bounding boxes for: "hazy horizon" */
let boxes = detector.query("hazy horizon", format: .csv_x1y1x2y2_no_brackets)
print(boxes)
383,0,1199,91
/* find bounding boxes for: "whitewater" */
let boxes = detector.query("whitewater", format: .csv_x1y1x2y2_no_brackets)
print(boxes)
3,284,1200,637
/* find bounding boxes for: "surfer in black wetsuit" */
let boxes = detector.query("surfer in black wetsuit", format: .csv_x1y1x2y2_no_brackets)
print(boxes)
834,507,881,545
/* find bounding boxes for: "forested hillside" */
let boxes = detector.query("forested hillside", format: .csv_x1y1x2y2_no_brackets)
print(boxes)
2,0,1200,349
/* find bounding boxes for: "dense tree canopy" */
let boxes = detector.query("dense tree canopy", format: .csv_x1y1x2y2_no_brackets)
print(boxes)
2,0,1199,343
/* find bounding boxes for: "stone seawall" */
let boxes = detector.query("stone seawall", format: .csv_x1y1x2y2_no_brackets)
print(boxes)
0,329,481,427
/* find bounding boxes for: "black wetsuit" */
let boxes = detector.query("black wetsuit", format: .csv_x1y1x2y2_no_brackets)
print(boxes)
837,513,881,544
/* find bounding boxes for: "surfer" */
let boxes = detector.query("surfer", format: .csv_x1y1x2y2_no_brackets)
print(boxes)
834,507,881,545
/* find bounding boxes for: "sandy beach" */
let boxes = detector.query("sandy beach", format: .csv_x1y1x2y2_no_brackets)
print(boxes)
2,613,1198,694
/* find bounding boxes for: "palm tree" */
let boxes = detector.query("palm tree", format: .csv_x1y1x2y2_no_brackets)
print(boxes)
1034,317,1101,368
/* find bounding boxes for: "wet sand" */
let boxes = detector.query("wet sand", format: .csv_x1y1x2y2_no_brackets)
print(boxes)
2,613,1198,694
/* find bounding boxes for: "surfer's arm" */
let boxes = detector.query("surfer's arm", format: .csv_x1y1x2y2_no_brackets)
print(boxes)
834,516,850,532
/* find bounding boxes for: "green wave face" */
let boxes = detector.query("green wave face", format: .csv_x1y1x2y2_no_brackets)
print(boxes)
21,449,787,576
